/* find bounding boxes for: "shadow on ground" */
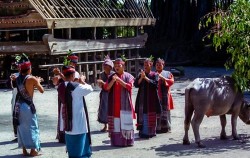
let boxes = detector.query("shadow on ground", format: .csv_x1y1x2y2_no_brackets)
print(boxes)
154,134,250,157
0,154,24,158
40,141,65,148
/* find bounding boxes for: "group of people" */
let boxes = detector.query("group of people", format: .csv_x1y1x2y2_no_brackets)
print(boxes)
10,53,174,158
96,56,174,145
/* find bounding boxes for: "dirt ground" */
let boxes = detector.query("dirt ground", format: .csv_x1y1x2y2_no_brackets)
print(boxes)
0,66,249,158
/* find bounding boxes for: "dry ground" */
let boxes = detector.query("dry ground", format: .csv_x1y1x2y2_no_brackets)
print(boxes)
0,66,249,158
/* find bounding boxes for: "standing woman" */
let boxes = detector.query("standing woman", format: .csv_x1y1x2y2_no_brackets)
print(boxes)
97,56,114,132
104,57,135,147
134,58,161,138
155,58,174,133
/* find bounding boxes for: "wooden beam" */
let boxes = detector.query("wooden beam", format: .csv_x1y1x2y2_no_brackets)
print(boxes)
45,18,156,29
0,42,49,54
44,33,148,55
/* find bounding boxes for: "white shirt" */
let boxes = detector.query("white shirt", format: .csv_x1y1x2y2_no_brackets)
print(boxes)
62,82,93,135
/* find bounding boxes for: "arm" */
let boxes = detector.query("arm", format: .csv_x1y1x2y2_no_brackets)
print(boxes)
75,83,93,97
52,68,65,85
104,75,116,91
116,76,133,91
159,73,174,87
10,73,18,88
75,74,86,84
33,76,44,93
97,79,105,88
134,73,142,88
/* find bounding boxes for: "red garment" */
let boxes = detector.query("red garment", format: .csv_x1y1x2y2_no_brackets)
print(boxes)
114,82,121,117
103,73,135,119
158,71,174,110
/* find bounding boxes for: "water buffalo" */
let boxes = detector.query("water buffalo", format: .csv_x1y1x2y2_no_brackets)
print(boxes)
183,76,250,148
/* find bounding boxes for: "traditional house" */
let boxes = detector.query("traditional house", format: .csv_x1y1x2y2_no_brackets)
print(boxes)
0,0,155,86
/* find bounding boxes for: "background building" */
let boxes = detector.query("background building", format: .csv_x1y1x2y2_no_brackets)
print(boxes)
0,0,155,86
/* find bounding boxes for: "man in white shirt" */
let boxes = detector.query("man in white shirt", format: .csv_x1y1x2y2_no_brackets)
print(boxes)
59,65,93,158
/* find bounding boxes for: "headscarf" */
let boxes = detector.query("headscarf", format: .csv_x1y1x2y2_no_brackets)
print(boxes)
103,55,114,68
62,65,75,76
156,58,165,65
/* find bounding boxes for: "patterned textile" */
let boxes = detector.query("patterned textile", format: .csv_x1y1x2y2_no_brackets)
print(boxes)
156,111,171,133
17,103,40,150
139,114,157,138
56,82,66,143
13,75,34,126
107,72,135,146
13,74,41,150
157,70,174,133
134,71,161,137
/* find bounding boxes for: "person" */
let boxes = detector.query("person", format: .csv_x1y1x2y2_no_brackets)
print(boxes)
60,65,93,158
53,50,85,86
13,54,44,156
134,58,161,138
53,51,86,143
10,63,20,142
97,56,114,132
104,57,135,147
155,58,174,133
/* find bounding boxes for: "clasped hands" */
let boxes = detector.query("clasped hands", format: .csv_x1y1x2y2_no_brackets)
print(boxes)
112,74,122,84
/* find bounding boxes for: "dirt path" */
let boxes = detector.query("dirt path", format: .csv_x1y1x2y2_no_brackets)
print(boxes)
0,66,249,158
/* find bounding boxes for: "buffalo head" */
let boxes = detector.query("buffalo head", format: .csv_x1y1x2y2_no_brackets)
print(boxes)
239,100,250,124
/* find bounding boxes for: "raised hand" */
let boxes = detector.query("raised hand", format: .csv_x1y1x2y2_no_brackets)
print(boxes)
53,67,61,75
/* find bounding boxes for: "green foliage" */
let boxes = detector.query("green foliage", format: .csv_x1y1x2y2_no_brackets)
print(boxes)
200,0,250,91
149,55,154,61
117,27,135,38
63,49,73,66
121,54,127,62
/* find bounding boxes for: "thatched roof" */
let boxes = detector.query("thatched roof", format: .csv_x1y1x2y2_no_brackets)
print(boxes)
28,0,156,28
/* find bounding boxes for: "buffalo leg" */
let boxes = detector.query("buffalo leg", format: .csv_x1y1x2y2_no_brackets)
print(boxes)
220,115,227,140
183,113,192,145
191,112,205,148
231,114,239,140
183,99,194,145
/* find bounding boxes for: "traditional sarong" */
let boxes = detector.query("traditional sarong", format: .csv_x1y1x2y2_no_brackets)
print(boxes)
65,133,92,158
14,74,40,150
106,72,135,147
97,71,114,124
134,71,161,138
139,114,157,138
97,90,109,124
156,70,174,133
57,82,66,143
17,102,40,150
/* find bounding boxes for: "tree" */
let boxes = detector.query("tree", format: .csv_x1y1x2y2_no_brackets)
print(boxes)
200,0,250,91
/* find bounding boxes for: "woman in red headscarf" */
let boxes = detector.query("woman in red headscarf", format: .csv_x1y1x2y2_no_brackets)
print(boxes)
104,57,135,147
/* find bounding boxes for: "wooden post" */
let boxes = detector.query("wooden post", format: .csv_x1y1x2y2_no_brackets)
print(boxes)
93,27,96,39
68,28,72,39
135,48,140,73
27,30,30,42
5,31,10,41
93,52,97,85
85,52,89,82
128,49,131,74
78,53,82,73
114,50,117,59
